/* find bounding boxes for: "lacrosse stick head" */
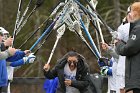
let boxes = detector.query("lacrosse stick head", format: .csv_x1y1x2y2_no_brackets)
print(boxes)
64,13,76,32
57,24,65,38
90,0,98,9
50,2,65,17
53,1,73,30
73,21,82,35
53,11,64,30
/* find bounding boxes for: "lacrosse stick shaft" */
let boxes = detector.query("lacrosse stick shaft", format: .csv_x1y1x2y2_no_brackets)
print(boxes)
18,17,51,49
34,27,53,55
16,6,38,35
95,29,102,56
17,0,33,29
46,37,59,65
85,0,113,33
16,0,45,35
80,19,101,58
46,24,65,64
75,29,99,59
29,17,58,51
19,2,65,49
96,19,105,43
12,0,23,47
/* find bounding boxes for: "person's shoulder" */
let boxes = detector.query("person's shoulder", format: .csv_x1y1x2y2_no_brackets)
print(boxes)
78,53,85,60
132,24,140,35
132,20,140,29
56,57,67,68
0,59,6,62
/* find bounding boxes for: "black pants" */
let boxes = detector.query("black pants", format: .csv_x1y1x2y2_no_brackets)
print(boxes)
127,88,140,93
133,88,140,93
110,90,116,93
1,86,7,93
0,80,10,93
0,87,2,93
0,87,6,93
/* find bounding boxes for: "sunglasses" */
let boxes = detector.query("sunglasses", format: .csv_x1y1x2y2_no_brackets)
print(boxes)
67,60,78,66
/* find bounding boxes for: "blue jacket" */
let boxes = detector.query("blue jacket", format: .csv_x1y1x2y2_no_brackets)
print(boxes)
0,51,25,87
44,77,58,93
0,59,7,87
7,51,26,67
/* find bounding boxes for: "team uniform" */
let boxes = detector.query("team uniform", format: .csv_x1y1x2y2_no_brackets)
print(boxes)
115,23,130,93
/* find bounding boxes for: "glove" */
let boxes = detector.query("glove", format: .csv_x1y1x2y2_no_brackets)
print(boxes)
110,31,118,39
23,53,36,64
101,66,112,76
100,66,109,76
107,58,113,67
98,57,109,67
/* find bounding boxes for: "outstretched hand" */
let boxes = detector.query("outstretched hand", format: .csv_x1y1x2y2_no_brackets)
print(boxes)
101,42,109,51
23,53,36,64
43,64,50,72
24,50,31,55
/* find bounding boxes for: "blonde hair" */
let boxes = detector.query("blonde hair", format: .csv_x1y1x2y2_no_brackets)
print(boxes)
131,2,140,18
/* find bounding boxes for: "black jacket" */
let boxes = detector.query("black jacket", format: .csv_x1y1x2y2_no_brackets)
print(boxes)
44,52,90,93
116,19,140,91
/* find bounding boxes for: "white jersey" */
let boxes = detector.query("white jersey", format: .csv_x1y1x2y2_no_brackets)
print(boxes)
115,23,130,93
116,56,126,76
116,23,130,76
108,57,117,92
64,63,80,93
117,23,130,42
7,66,14,80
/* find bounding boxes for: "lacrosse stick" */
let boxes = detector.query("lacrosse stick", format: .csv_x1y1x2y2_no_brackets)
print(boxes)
73,21,98,58
15,0,44,35
46,24,65,65
19,2,65,49
88,0,105,43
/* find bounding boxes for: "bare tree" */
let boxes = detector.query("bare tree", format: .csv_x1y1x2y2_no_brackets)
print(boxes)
0,0,3,25
35,10,42,76
113,0,121,28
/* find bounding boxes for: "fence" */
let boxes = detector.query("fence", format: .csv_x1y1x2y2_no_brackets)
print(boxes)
11,77,46,93
10,75,108,93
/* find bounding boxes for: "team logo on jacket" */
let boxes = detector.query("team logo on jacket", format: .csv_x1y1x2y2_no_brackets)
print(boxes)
131,34,136,40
